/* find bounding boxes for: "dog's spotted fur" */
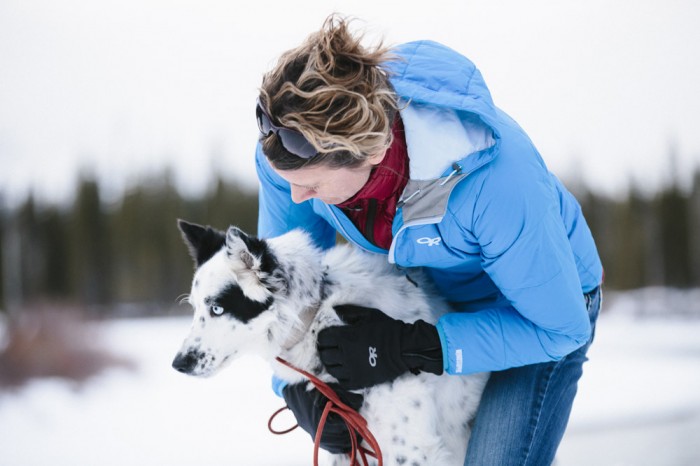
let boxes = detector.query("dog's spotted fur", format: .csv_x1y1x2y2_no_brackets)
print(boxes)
172,220,489,466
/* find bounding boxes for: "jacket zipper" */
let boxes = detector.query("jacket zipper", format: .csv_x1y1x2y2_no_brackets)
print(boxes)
324,204,375,254
389,162,470,264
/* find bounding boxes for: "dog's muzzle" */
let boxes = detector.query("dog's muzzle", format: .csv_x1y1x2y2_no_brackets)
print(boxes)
172,350,204,374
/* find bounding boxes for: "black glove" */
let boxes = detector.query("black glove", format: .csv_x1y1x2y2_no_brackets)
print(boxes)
317,304,444,390
282,382,364,454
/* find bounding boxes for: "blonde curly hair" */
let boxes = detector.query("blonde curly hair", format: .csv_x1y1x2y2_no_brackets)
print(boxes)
258,14,399,170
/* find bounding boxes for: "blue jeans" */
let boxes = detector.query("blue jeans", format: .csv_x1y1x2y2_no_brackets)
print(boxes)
464,287,602,466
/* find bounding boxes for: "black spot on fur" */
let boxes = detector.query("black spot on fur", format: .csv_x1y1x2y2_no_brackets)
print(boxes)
396,456,407,465
267,269,289,295
320,273,332,300
209,284,273,323
178,220,226,268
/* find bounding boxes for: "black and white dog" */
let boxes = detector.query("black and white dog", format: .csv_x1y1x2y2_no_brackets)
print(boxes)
172,220,488,466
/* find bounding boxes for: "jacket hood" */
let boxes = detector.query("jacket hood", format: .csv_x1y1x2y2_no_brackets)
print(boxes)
386,40,502,140
384,41,501,230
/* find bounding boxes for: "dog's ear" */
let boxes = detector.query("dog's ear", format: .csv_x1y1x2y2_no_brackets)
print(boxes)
225,226,279,271
177,219,226,268
226,227,285,293
225,226,258,269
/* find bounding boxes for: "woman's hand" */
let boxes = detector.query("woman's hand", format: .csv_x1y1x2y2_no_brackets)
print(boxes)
282,382,364,454
317,304,444,390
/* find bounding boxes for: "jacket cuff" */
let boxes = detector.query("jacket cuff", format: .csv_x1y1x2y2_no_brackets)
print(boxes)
271,375,288,398
435,320,452,374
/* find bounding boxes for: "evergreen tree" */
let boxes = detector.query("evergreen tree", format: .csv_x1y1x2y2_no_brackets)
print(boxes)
70,176,112,308
40,207,71,299
688,169,700,286
657,179,691,287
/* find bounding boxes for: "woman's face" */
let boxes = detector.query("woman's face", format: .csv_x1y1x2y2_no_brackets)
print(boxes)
271,152,385,205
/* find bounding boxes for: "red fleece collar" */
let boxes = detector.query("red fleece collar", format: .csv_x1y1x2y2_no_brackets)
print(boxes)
337,116,408,208
336,115,409,249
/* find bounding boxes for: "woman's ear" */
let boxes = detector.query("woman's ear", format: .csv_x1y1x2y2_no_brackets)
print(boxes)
367,148,388,166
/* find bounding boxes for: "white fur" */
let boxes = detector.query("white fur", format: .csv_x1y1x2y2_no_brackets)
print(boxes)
174,227,489,466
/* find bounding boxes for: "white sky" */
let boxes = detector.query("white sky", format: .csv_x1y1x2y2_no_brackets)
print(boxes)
1,0,700,205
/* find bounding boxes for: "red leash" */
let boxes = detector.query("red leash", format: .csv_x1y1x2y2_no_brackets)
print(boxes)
268,357,383,466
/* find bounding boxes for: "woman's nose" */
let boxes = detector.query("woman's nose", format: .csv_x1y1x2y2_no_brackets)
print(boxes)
290,185,315,203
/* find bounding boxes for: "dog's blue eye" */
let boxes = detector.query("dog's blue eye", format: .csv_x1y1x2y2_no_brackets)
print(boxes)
210,305,225,316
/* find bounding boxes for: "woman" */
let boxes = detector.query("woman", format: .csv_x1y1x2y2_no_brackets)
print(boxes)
254,16,603,466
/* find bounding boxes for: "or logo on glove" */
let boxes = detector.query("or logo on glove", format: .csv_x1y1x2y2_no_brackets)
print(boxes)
368,346,378,367
317,304,444,390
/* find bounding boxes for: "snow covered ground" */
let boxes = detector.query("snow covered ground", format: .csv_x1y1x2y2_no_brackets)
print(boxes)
1,290,700,466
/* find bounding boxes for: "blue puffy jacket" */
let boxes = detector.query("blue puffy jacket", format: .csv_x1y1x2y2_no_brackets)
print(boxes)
256,40,603,376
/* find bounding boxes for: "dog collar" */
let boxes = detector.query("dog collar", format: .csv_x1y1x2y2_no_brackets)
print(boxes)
280,304,319,351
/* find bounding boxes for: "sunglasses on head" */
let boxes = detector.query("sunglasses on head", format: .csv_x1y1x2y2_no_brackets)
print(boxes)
256,100,318,159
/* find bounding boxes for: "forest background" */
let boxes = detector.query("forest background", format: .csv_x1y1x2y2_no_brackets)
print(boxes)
2,161,699,318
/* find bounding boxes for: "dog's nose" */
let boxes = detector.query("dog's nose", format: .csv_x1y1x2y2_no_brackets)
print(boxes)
172,351,199,374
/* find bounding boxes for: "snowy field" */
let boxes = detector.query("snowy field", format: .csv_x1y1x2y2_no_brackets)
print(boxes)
1,290,700,466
